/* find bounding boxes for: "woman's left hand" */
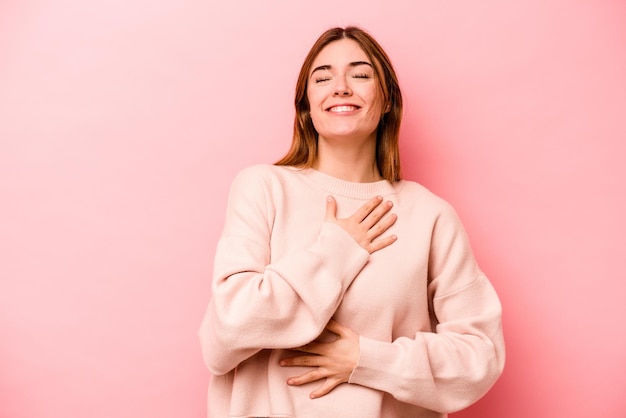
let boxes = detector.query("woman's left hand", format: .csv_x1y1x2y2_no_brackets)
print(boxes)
280,319,360,399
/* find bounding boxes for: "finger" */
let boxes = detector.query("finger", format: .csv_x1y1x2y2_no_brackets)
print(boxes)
361,200,393,229
310,378,342,399
286,369,325,386
296,341,326,355
350,196,383,222
324,195,337,222
366,213,398,240
280,354,323,367
324,319,347,336
368,233,398,254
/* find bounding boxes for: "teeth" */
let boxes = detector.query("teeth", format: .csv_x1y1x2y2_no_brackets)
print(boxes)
329,105,357,112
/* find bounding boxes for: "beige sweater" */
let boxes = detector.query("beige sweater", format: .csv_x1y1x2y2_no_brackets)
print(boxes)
198,165,505,418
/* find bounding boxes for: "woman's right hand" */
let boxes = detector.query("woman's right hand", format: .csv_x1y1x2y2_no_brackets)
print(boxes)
325,195,397,254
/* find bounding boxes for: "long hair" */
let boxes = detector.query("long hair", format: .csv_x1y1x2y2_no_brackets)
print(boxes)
275,26,403,182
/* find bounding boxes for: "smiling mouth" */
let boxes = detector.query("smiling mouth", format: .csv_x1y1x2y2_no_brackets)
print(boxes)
327,105,360,113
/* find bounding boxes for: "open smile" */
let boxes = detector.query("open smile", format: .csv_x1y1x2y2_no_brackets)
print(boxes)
326,105,361,113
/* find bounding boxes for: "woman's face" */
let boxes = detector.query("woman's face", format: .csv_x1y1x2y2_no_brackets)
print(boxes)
306,39,384,145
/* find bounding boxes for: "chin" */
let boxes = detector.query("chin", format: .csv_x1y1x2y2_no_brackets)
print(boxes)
328,130,375,140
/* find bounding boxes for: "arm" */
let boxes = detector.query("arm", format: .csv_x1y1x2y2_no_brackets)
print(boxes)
282,203,504,412
349,203,505,412
198,168,397,376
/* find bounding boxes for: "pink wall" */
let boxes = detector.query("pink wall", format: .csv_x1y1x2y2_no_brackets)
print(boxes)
1,1,625,417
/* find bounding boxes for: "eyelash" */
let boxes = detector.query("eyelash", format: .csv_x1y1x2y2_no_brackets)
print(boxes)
314,74,371,83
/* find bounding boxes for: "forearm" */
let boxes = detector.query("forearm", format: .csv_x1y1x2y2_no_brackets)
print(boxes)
349,276,505,412
199,223,369,375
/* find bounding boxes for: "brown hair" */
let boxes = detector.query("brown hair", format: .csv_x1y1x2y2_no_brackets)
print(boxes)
275,26,403,182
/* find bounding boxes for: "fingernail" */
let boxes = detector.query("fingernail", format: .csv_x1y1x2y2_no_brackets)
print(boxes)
327,196,333,202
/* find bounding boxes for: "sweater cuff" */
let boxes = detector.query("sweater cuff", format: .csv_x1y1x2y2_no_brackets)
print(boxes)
317,222,370,285
349,334,431,401
349,335,398,386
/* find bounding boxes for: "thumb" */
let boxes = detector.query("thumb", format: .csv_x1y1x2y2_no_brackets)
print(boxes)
325,319,347,336
325,195,337,222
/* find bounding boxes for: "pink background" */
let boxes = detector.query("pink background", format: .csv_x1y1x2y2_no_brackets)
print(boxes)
1,0,625,417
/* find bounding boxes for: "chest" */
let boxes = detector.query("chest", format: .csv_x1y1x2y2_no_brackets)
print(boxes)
268,193,433,337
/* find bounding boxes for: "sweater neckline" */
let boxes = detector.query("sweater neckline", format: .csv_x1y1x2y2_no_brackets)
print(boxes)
299,167,398,200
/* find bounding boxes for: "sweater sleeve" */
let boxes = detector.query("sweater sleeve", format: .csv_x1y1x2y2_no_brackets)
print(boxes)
348,203,505,413
198,167,370,376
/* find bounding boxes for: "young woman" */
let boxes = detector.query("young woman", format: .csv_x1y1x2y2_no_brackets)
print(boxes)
198,26,505,418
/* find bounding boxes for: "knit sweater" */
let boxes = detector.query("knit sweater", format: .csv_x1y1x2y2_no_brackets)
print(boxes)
198,164,505,418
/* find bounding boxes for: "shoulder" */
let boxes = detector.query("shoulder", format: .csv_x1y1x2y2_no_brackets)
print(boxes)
396,179,457,216
395,179,468,238
232,164,300,185
225,165,309,220
228,164,306,204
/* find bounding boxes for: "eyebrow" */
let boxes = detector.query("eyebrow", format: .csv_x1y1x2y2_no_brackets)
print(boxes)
310,61,373,76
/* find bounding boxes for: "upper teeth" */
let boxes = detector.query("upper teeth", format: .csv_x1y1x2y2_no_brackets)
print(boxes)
329,105,357,112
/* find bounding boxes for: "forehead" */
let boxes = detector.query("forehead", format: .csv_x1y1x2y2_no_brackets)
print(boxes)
310,38,371,70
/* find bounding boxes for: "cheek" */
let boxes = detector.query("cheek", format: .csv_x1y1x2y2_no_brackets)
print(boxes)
359,85,383,111
365,94,384,118
307,92,328,126
307,88,325,109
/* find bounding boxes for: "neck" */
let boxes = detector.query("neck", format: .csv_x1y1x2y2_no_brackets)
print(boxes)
313,134,382,183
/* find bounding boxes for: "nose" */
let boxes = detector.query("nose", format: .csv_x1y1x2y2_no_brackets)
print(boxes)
333,77,352,96
334,89,351,96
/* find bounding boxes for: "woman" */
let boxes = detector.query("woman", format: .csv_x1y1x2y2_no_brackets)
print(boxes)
198,26,505,418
